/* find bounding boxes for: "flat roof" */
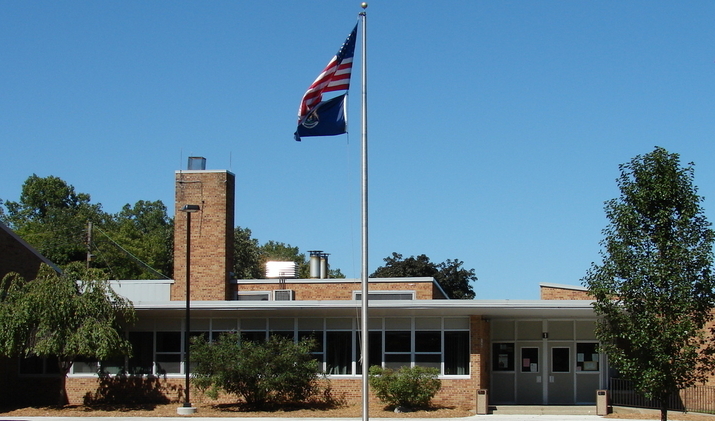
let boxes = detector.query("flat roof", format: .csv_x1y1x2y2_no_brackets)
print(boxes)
133,298,596,319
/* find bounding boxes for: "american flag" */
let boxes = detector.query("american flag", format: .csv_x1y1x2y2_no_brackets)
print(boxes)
297,24,357,123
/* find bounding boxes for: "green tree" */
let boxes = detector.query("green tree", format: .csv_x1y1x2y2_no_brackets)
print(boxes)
191,333,323,408
370,253,476,299
93,200,174,280
583,147,715,421
233,226,263,279
2,175,174,280
0,263,136,405
2,174,105,265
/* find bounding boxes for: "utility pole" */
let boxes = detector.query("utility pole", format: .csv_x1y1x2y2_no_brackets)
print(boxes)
86,220,93,269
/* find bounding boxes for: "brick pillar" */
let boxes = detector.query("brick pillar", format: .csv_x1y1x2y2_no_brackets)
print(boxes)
470,315,491,393
172,170,235,301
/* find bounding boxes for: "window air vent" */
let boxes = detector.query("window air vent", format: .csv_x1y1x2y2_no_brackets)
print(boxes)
273,289,295,301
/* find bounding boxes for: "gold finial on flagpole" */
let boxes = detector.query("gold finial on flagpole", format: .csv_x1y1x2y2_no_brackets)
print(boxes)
361,2,368,9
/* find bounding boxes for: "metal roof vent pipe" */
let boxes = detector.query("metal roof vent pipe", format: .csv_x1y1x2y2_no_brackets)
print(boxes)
308,251,322,279
320,253,329,279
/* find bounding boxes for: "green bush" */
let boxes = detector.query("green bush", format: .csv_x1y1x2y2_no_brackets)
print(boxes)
368,365,441,409
191,333,324,408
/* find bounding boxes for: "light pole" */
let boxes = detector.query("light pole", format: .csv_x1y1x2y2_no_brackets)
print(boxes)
177,204,199,415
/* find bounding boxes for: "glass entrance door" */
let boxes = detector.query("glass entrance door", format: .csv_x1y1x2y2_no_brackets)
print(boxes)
490,319,603,405
548,343,574,404
515,343,543,404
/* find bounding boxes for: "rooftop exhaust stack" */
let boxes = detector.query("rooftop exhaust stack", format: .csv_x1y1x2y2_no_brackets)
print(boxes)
308,251,330,279
188,157,207,170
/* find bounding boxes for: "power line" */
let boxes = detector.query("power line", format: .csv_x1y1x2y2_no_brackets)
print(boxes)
92,225,170,280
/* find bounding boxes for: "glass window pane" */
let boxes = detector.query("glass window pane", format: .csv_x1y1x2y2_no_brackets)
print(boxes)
445,331,470,375
552,347,570,373
73,357,100,374
326,331,352,374
356,331,382,374
241,331,266,343
415,354,441,369
415,331,441,352
384,354,410,369
156,332,181,352
269,331,294,341
128,332,154,375
156,354,181,374
492,342,515,371
100,358,124,375
521,347,539,372
385,331,411,352
190,331,209,342
576,343,599,371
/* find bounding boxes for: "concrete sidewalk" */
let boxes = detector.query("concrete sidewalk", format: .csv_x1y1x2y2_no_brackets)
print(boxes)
0,417,612,421
0,415,648,421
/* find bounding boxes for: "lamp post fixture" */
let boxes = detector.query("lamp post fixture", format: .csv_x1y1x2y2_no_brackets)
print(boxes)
177,204,200,415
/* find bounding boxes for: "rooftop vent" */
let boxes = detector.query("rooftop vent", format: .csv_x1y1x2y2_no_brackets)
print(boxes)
266,261,298,279
188,156,206,170
308,251,330,279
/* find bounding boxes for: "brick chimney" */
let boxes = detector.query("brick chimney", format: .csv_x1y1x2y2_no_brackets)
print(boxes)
172,162,235,301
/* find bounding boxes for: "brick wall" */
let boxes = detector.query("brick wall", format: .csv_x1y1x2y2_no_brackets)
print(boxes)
60,374,481,410
235,280,438,300
172,170,235,301
540,284,593,300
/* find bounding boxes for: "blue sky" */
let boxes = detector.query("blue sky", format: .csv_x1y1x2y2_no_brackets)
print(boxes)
2,1,714,299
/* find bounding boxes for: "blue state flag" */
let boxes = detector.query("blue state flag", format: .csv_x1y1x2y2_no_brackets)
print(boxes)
294,94,347,142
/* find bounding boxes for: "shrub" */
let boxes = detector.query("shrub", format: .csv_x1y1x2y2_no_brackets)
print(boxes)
368,365,441,409
191,333,324,408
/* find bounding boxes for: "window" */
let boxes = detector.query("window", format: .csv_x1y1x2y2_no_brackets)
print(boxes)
356,331,382,374
155,331,182,374
128,332,154,375
521,347,539,372
551,347,570,373
326,331,352,374
20,356,60,375
299,330,324,363
67,316,471,378
415,331,441,369
385,331,411,369
444,331,469,375
354,291,415,300
241,331,266,343
492,343,515,371
576,343,599,371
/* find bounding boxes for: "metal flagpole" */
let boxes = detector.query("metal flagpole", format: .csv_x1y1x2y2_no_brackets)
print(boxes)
359,3,369,421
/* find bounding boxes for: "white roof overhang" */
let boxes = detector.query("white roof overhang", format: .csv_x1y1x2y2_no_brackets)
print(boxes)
134,299,596,319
